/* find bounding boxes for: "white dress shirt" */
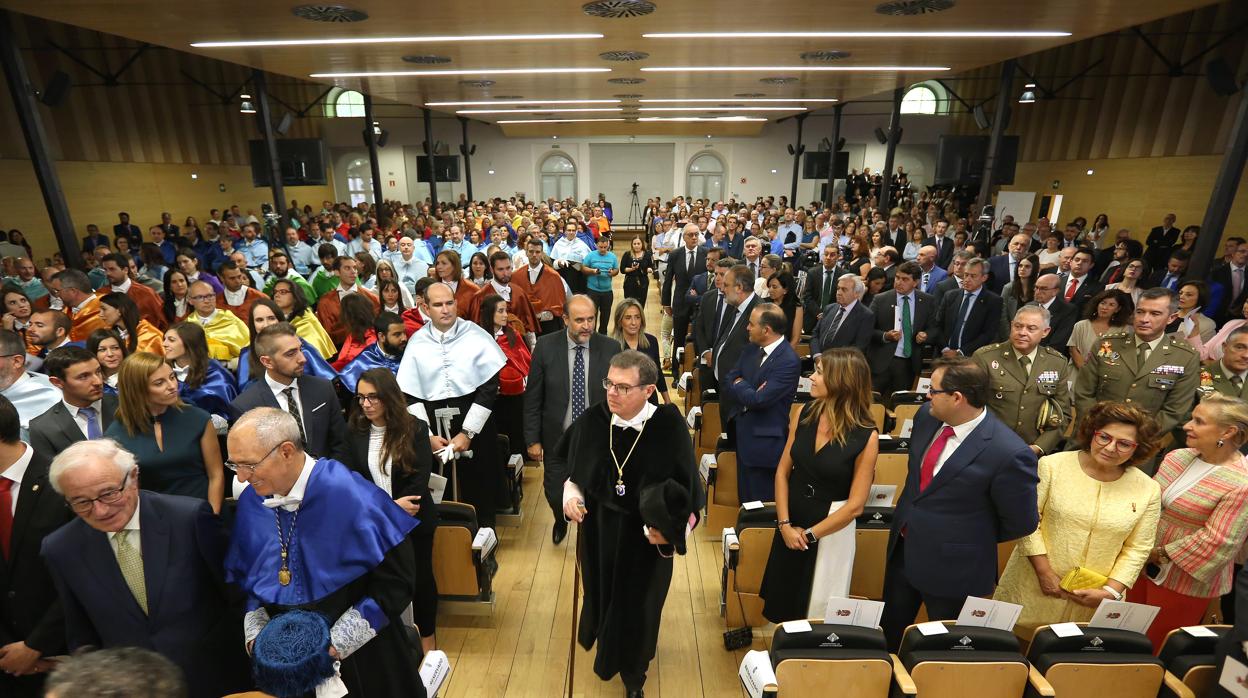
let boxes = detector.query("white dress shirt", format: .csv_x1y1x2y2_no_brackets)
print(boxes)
892,291,917,358
0,442,33,515
107,496,142,557
760,335,785,361
265,372,307,437
65,399,104,439
927,407,989,479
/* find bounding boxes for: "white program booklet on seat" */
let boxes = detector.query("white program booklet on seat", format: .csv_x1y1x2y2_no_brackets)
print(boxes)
1087,600,1160,634
738,650,778,698
823,596,885,629
956,596,1023,632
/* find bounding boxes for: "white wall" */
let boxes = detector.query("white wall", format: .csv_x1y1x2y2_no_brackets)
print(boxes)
319,108,951,207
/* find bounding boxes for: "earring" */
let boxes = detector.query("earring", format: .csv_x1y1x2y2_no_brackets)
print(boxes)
1218,439,1226,448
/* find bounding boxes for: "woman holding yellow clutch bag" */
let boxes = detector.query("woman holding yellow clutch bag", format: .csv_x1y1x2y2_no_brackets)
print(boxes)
994,402,1162,639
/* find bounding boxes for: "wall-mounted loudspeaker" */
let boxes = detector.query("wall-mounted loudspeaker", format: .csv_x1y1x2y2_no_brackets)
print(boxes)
274,112,294,136
40,71,71,107
874,127,888,145
1207,58,1242,97
376,129,389,148
972,105,990,130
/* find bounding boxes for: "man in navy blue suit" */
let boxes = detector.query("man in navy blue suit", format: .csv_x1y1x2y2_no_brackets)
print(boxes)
881,357,1039,650
40,440,250,698
724,303,801,503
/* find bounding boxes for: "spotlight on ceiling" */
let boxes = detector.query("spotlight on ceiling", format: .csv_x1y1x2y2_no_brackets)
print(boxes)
239,94,256,114
1018,83,1037,104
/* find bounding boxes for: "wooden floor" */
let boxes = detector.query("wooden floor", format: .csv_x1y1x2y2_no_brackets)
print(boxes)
434,233,758,697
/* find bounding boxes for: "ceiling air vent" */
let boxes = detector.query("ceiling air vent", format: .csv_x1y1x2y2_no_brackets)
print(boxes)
735,92,767,98
599,50,650,62
719,103,745,108
291,4,369,22
531,112,554,116
402,54,452,64
801,49,851,62
492,95,525,99
459,80,496,88
760,76,798,85
613,93,643,98
582,0,657,18
608,77,646,84
875,0,956,15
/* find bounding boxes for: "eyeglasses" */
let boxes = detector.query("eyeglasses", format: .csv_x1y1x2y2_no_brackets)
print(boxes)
189,294,215,302
603,379,650,395
926,388,957,399
1092,430,1138,453
357,393,381,404
67,471,132,513
224,442,284,474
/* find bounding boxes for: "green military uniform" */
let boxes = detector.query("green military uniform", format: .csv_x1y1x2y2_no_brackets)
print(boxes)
1199,360,1248,401
1072,331,1200,435
973,342,1072,455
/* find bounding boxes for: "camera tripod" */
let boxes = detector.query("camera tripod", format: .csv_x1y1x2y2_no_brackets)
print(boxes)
625,183,643,231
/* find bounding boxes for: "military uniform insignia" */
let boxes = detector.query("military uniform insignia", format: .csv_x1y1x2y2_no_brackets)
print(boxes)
1199,368,1215,397
991,360,1000,370
1097,341,1113,358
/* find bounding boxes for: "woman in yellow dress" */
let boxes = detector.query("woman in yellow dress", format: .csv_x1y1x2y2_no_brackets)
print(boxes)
994,402,1162,639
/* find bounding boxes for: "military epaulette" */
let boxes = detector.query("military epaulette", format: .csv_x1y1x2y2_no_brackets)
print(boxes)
1164,338,1196,354
1101,330,1131,339
1040,346,1067,359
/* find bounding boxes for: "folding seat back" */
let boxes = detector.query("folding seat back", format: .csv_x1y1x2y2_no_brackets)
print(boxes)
1027,625,1165,698
432,502,497,601
849,506,892,600
897,623,1031,698
1157,625,1229,698
722,505,776,628
767,623,893,697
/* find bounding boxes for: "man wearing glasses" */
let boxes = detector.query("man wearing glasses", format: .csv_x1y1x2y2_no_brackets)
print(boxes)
223,408,425,698
558,350,702,698
187,280,248,362
1031,273,1078,354
41,439,250,698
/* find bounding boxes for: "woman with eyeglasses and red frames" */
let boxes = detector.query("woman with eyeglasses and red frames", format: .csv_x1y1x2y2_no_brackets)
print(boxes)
994,402,1162,640
1128,393,1248,649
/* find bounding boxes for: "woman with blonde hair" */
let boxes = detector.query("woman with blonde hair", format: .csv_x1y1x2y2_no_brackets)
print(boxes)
759,348,880,621
103,351,226,512
1129,393,1248,648
994,402,1162,638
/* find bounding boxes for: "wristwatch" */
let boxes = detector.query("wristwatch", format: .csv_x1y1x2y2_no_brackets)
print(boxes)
1101,585,1123,601
462,428,478,441
776,519,792,529
804,529,817,545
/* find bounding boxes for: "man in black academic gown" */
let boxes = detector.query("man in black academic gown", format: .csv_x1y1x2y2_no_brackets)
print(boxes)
396,281,506,527
558,350,703,698
224,407,425,698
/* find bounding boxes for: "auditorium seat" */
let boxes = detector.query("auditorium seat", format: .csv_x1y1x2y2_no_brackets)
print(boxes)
432,501,498,602
894,622,1041,698
870,403,887,432
764,622,900,697
849,506,892,600
723,505,777,628
705,450,741,534
696,400,722,460
874,453,909,491
1025,624,1177,698
1157,625,1229,698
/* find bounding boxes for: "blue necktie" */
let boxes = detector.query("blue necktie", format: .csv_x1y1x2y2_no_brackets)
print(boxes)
572,345,586,422
79,406,101,439
952,291,972,350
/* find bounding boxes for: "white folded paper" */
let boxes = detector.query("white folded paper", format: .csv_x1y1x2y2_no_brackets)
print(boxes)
679,371,693,391
699,453,717,482
722,528,739,568
899,419,914,438
686,405,703,429
1221,656,1248,698
781,619,813,634
916,621,949,636
471,527,498,557
797,375,813,394
867,484,897,508
738,650,778,698
915,377,932,394
1183,625,1218,638
823,596,885,629
428,473,448,504
1049,622,1083,638
1087,600,1160,634
956,596,1023,632
741,500,764,511
420,650,452,696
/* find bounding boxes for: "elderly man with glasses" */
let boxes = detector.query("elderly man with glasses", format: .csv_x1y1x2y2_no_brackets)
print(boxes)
40,439,250,698
223,407,426,698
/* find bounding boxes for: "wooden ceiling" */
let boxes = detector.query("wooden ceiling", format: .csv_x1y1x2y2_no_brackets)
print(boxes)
0,0,1218,136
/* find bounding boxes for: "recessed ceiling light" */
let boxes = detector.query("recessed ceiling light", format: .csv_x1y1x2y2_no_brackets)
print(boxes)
426,99,620,106
642,65,949,72
640,98,837,103
642,30,1069,39
456,107,623,114
310,68,612,78
638,116,768,122
191,173,198,179
638,106,806,111
487,169,496,174
1086,169,1094,175
706,134,712,138
192,33,604,48
552,135,559,139
770,169,779,173
497,118,627,123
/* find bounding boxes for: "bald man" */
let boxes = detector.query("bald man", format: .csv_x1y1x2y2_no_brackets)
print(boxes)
1030,273,1078,354
187,281,249,361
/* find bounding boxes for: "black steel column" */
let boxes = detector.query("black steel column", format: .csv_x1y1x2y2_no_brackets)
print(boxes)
1189,88,1248,280
458,116,474,204
878,87,904,215
362,94,384,208
422,107,439,212
824,104,844,208
978,59,1016,209
0,10,79,267
789,112,807,206
251,69,286,222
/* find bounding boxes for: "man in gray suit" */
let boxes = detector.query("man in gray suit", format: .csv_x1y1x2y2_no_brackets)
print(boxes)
524,295,621,545
867,262,935,399
29,346,116,457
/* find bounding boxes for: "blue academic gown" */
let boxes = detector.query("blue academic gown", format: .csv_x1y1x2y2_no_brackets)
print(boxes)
338,343,401,393
179,360,238,422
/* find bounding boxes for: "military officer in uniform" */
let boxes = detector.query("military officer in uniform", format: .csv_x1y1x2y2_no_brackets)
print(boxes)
1073,288,1199,473
1199,325,1248,401
973,304,1072,456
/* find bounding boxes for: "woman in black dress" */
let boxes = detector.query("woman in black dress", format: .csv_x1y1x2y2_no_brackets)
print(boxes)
759,349,879,622
610,298,669,404
620,236,655,306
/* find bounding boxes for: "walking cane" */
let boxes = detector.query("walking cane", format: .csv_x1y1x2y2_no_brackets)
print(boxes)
567,508,583,698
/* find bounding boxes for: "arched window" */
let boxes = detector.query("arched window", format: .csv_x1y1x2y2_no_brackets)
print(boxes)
345,158,373,206
539,153,576,201
686,152,725,203
330,89,366,118
900,84,938,115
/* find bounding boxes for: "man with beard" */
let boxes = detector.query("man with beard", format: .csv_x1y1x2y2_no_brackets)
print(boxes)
513,236,569,335
262,250,316,305
468,251,539,344
340,312,408,393
396,283,505,527
214,260,267,324
27,310,73,362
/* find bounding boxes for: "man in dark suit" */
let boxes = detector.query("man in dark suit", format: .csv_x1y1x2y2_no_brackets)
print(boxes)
885,214,906,251
931,250,969,305
868,262,934,398
1144,213,1179,271
987,233,1032,294
230,322,350,465
524,295,621,545
1031,274,1078,354
29,347,116,457
0,396,73,697
1210,241,1248,324
1061,248,1104,313
111,212,142,248
931,258,1004,357
694,259,734,393
661,224,708,377
41,440,251,698
810,274,873,356
922,221,954,269
712,265,762,439
881,358,1039,649
1148,249,1190,291
800,244,844,334
723,304,801,503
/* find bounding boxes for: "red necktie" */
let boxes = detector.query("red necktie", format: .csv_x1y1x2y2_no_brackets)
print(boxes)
920,426,956,491
1065,277,1078,302
0,479,12,559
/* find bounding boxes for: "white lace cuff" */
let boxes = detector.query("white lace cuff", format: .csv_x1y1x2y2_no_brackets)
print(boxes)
562,479,584,511
329,607,377,660
244,607,271,648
